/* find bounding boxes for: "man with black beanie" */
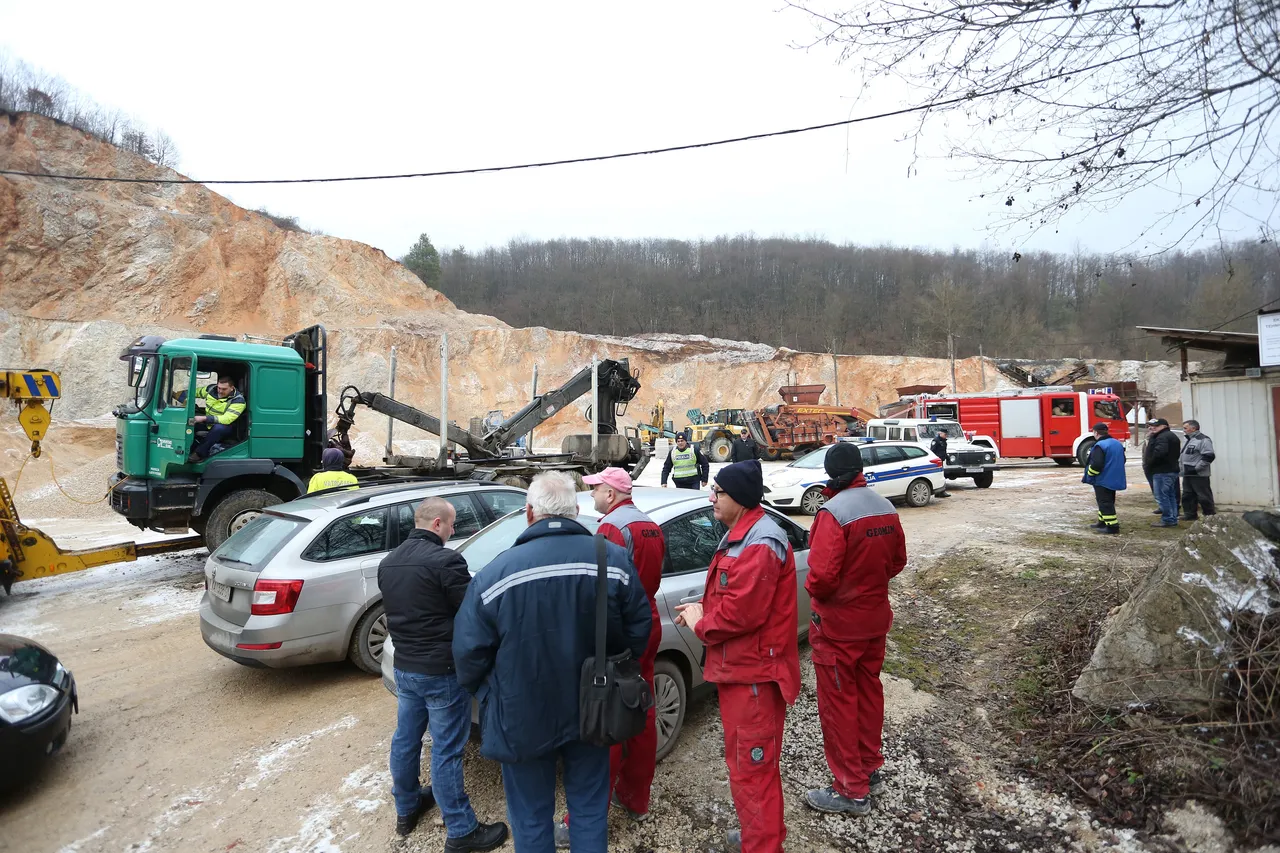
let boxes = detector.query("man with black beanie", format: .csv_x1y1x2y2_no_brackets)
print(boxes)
803,442,907,817
674,460,800,853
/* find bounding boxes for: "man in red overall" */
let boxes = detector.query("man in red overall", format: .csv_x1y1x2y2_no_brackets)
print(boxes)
675,459,799,853
803,442,907,815
556,467,666,848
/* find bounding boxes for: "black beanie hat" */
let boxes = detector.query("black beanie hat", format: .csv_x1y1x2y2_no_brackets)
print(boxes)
715,460,764,509
824,441,864,477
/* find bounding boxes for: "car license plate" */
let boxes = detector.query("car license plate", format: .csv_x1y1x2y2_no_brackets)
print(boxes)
210,580,232,602
965,467,984,473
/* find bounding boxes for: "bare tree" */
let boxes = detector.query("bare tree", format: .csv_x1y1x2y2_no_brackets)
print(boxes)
787,0,1280,249
150,130,179,169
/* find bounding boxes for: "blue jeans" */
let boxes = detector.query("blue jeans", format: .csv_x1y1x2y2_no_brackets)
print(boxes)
502,740,610,853
191,423,234,458
1153,472,1179,524
390,670,478,838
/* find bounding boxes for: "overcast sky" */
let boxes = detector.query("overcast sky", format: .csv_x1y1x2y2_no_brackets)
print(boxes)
1,1,1269,259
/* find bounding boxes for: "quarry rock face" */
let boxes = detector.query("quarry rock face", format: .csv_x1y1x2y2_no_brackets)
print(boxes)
1,110,1185,454
1072,515,1280,714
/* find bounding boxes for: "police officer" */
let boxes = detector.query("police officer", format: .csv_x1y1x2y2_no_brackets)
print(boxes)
661,433,709,490
675,460,800,853
307,448,359,493
1083,423,1127,534
930,428,952,498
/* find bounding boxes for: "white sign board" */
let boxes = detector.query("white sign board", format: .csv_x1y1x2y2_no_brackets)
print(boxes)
1259,313,1280,367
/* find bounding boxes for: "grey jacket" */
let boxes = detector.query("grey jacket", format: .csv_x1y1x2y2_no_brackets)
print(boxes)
1179,431,1216,477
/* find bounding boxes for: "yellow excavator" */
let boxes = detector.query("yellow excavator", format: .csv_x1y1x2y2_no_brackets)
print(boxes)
1,369,202,594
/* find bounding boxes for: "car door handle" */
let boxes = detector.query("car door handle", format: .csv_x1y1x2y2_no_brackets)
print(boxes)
680,593,703,604
1049,429,1059,435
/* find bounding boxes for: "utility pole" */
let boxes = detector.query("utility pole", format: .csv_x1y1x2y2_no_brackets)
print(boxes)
437,334,449,467
948,333,957,393
590,355,599,465
979,343,986,390
386,346,398,459
528,365,538,453
831,348,840,406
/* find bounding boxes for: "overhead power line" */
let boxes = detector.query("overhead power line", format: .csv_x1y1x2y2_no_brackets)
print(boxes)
0,41,1184,186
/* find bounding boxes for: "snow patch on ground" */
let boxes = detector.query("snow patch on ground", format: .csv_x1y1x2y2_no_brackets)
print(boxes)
240,716,359,790
126,586,205,626
267,765,389,853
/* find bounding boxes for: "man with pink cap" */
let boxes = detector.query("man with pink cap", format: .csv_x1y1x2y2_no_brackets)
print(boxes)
556,467,666,847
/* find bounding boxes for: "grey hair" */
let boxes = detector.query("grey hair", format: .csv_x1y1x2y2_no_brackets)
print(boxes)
1184,419,1200,429
415,496,455,527
527,471,580,520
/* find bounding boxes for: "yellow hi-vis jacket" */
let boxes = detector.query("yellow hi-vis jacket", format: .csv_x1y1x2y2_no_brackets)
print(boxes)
308,470,359,493
196,384,247,425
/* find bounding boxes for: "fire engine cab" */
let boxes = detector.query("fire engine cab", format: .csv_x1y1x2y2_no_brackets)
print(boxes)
890,386,1130,466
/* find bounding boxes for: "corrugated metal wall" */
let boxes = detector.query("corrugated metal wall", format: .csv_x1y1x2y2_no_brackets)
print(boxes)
1185,376,1279,509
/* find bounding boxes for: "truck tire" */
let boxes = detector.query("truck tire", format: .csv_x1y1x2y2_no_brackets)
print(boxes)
973,471,994,489
653,658,688,763
800,486,827,515
1076,438,1096,468
905,478,933,507
1053,457,1076,467
348,603,388,674
708,435,734,463
760,446,782,462
203,488,281,551
496,475,530,489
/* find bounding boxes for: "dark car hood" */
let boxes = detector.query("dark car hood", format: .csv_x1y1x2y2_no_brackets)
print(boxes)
0,634,61,692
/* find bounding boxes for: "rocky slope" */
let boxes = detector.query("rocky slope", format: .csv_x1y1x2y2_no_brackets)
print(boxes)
0,111,1184,468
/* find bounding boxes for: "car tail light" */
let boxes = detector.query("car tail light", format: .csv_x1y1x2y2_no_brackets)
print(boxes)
251,579,304,616
236,642,283,650
931,458,944,466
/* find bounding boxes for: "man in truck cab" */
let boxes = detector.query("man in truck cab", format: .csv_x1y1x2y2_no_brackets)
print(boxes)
188,377,246,463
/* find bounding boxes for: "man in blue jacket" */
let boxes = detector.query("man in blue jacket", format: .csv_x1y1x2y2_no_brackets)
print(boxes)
453,471,652,853
1083,423,1127,534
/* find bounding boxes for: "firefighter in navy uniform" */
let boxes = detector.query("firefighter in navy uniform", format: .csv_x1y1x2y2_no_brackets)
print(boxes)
1083,423,1127,534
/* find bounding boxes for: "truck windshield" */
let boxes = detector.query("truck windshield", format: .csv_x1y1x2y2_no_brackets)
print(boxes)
126,356,159,412
1093,400,1122,421
918,422,962,439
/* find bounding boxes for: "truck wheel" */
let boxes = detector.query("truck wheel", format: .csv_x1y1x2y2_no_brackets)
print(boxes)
800,486,827,515
708,436,734,463
1076,438,1096,468
653,658,688,763
905,478,933,507
203,488,280,551
495,475,530,489
760,447,782,462
1053,457,1076,467
973,472,994,489
348,603,388,674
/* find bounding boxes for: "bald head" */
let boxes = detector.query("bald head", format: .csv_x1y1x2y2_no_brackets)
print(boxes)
415,497,456,541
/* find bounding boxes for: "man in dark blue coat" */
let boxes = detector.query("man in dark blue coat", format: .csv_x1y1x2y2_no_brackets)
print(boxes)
453,471,652,853
1083,423,1128,534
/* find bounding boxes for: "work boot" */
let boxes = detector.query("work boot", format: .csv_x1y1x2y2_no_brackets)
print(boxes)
1151,521,1178,528
395,787,436,837
869,769,887,796
1091,525,1119,535
444,821,509,853
1152,509,1163,515
937,492,952,498
1182,514,1198,522
612,793,650,822
1090,521,1107,530
554,817,570,850
805,785,873,815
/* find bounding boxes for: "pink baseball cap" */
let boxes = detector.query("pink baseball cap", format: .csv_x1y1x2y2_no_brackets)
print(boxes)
582,467,633,492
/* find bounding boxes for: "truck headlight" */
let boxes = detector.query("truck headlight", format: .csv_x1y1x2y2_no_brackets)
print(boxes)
0,684,59,724
985,453,994,462
947,455,957,463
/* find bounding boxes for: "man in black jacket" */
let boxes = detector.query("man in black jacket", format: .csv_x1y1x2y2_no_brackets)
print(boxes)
930,428,952,498
1143,419,1182,527
730,428,759,463
380,497,508,851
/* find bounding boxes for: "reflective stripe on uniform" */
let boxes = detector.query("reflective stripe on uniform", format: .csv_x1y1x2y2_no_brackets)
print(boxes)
670,447,698,480
307,471,358,493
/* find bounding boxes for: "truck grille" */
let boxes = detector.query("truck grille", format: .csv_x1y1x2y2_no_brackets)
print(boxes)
954,450,989,466
115,435,123,469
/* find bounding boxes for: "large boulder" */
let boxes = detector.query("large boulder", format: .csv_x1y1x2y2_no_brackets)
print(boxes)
1072,514,1280,714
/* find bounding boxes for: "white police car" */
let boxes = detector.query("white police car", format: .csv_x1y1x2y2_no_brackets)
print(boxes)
762,439,946,514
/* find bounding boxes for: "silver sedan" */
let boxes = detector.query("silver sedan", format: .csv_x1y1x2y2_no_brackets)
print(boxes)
381,487,812,762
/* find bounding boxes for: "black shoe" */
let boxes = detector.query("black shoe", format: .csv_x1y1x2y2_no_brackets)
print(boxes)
1091,526,1119,535
1182,515,1198,522
444,821,509,853
1151,521,1179,528
869,769,887,796
1152,509,1163,515
1090,522,1107,530
937,492,952,498
395,787,436,836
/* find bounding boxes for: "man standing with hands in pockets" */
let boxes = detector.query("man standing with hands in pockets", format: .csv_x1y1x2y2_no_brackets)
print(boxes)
675,459,800,853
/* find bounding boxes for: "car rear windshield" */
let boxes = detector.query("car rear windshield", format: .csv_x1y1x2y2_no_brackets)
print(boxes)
213,513,306,567
457,512,601,574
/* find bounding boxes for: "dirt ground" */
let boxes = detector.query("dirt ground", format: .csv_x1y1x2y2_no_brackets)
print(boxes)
0,451,1258,853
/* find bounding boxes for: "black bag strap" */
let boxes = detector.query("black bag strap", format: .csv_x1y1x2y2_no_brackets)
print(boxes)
592,534,608,686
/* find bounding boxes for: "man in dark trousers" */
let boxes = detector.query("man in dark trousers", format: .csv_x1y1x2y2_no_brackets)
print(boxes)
1180,419,1217,520
555,467,666,847
661,433,709,490
453,472,652,853
803,442,907,816
1083,423,1127,534
1142,419,1182,527
731,429,759,463
675,460,800,853
929,428,952,498
380,498,508,851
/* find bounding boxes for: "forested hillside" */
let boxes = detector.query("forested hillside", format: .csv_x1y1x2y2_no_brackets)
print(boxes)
435,237,1279,359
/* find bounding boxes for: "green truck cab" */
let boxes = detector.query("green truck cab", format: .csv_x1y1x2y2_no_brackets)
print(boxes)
110,326,327,549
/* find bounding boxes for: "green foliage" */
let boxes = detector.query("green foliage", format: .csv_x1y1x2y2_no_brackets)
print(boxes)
401,233,442,289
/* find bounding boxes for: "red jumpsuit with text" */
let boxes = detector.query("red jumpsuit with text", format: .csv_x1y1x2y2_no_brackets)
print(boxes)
805,476,907,800
694,506,800,853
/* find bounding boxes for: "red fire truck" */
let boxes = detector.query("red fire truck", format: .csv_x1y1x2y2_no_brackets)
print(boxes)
889,386,1130,466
